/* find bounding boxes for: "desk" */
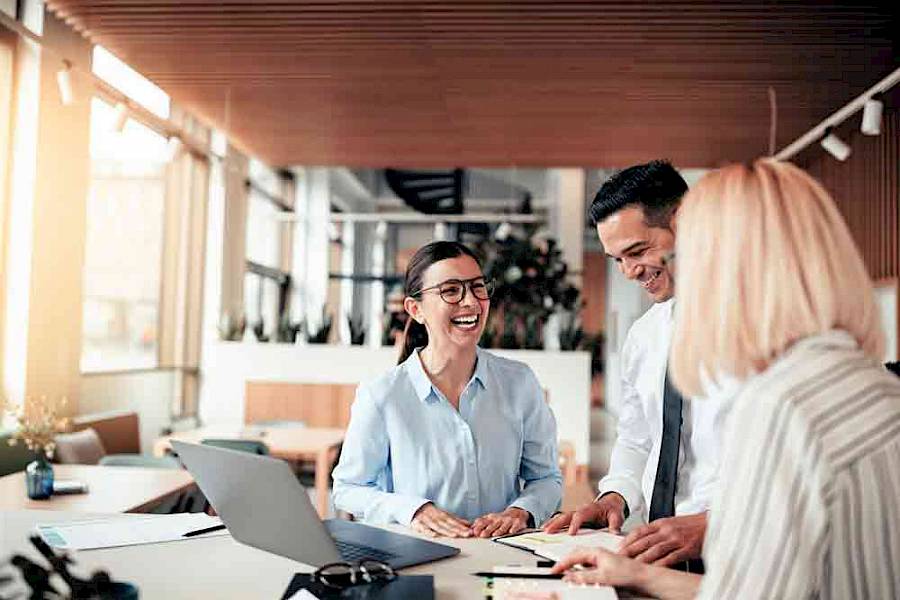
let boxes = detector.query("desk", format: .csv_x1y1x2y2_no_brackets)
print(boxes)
154,425,344,517
0,465,195,513
0,511,619,599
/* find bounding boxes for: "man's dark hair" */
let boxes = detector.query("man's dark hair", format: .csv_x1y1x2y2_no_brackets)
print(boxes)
886,362,900,378
588,160,688,228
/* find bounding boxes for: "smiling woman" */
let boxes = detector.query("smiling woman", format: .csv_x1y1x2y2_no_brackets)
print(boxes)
332,241,563,539
398,242,490,365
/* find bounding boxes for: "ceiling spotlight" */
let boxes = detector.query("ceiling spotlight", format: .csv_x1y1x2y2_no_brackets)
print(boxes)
820,129,851,161
166,136,183,161
56,60,73,106
861,94,883,136
112,102,129,132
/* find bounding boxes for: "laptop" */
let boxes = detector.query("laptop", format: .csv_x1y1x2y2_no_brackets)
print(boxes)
171,440,459,569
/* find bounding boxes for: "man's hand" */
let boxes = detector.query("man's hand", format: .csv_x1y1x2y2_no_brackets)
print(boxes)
542,493,627,535
410,503,473,538
471,507,531,538
619,512,706,566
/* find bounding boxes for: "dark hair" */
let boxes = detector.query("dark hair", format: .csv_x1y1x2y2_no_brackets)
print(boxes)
886,362,900,378
397,241,482,364
588,160,688,228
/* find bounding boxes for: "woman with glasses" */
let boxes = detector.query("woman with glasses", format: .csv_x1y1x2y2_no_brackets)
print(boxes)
552,160,900,598
332,241,562,539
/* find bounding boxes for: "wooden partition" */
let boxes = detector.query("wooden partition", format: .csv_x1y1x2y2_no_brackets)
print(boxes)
244,382,357,428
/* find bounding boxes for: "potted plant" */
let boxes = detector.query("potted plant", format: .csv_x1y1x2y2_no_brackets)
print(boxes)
305,309,333,344
2,396,69,500
276,313,302,343
347,315,366,346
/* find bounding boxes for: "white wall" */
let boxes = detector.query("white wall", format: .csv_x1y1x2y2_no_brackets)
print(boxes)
604,258,651,415
80,371,177,454
199,342,592,464
548,169,585,286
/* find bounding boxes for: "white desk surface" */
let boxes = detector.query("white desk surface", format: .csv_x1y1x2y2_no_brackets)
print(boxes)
0,510,620,599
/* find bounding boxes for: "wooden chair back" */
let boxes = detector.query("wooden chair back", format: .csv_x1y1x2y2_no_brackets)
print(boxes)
244,382,357,429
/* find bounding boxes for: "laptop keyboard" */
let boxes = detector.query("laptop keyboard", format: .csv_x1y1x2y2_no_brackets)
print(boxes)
334,539,398,563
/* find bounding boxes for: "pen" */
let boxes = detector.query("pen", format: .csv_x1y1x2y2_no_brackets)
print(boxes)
182,524,227,537
472,572,563,579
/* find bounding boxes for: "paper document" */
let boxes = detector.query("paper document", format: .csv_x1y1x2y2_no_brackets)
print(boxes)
36,513,228,551
495,529,623,562
493,578,617,600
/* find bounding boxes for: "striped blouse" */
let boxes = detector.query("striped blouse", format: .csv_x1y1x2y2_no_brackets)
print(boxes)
699,330,900,600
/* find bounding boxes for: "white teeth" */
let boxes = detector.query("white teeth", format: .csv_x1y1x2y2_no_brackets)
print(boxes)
641,271,661,288
451,315,479,325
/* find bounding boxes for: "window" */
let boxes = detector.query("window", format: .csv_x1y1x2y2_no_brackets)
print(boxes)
80,98,168,372
244,160,293,338
1,31,13,425
92,46,169,120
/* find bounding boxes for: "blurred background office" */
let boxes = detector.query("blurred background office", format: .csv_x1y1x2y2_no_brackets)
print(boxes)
0,1,896,513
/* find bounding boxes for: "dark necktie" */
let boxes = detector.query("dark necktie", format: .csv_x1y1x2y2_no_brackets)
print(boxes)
649,369,683,521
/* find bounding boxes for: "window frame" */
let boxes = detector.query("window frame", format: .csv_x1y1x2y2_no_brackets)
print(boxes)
243,170,295,339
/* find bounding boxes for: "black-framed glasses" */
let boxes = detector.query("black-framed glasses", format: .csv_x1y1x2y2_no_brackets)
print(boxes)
413,277,495,305
312,560,397,590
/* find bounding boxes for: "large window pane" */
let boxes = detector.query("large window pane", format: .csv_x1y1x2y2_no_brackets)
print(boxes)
245,191,282,268
243,271,280,338
92,46,170,120
81,98,167,372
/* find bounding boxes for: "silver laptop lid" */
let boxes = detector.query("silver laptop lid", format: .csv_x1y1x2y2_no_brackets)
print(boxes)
172,440,342,566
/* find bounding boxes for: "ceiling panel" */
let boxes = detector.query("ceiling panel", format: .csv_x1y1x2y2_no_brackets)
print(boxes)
45,1,897,167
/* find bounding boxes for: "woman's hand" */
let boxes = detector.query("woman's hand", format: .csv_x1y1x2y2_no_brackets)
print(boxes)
411,503,473,537
471,507,531,538
551,546,702,599
551,546,646,588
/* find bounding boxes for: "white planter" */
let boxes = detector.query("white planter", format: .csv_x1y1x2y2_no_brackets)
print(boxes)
199,341,592,465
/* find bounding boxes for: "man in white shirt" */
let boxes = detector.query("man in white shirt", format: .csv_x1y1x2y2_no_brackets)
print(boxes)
544,160,727,572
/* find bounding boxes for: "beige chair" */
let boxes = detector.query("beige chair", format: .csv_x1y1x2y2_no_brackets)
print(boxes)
53,428,107,465
71,410,141,454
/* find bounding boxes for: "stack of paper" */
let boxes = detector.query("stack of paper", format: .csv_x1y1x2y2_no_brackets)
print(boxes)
36,513,228,551
492,578,617,600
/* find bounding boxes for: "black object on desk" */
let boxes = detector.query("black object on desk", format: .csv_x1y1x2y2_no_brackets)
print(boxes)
2,536,139,599
280,574,434,599
472,571,562,580
182,524,227,538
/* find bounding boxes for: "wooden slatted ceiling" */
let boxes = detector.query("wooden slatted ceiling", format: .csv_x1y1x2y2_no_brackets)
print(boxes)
44,1,896,168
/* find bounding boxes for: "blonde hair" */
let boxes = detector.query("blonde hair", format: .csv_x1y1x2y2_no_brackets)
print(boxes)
670,159,884,397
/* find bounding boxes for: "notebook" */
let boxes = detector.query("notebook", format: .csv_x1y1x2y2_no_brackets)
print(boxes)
36,514,228,550
490,577,617,599
493,529,623,562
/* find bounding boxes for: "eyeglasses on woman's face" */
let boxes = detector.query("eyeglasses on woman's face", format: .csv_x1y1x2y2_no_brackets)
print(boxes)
413,277,495,305
312,560,397,589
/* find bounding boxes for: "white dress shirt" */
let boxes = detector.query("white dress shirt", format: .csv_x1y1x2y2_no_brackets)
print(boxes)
598,299,731,521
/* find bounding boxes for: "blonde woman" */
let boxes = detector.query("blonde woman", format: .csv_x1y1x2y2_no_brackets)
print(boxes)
553,160,900,599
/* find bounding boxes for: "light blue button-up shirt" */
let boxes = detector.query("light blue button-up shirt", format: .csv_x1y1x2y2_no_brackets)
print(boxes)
332,347,562,526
